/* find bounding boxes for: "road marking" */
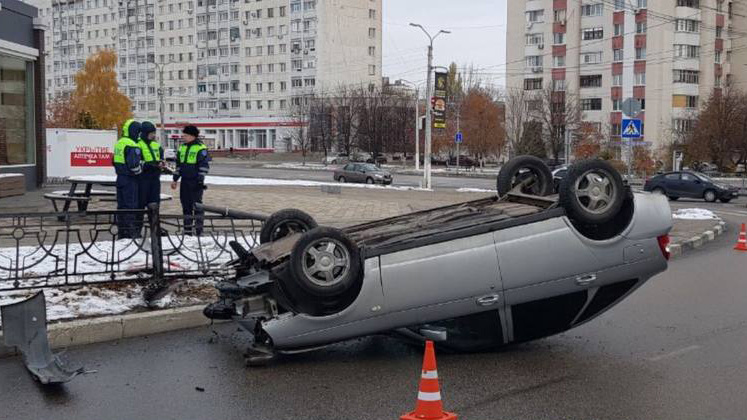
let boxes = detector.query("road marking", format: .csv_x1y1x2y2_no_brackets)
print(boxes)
647,345,701,362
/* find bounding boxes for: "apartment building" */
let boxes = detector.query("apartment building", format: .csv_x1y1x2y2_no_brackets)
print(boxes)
28,0,382,150
507,0,744,158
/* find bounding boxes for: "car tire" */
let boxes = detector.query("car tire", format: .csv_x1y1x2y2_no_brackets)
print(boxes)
720,198,732,203
669,196,679,201
366,178,374,184
704,190,717,203
259,209,318,244
288,227,361,298
338,176,346,183
496,155,553,197
559,159,626,225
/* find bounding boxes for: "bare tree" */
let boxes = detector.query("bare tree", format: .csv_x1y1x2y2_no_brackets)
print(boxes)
504,87,533,158
285,95,313,165
684,87,745,170
308,94,335,160
530,84,583,164
331,85,359,156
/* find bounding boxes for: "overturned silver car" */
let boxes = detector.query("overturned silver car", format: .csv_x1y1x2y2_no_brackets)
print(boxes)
204,157,672,364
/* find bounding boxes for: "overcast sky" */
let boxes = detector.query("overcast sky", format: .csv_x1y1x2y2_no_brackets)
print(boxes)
382,0,508,88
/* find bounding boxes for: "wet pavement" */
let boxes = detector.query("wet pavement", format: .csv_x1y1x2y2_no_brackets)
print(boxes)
2,214,747,419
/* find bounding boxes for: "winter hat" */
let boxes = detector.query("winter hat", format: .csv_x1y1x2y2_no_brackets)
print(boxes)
183,125,200,137
140,121,157,139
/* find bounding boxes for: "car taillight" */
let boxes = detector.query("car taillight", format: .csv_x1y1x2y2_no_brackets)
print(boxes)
657,235,670,261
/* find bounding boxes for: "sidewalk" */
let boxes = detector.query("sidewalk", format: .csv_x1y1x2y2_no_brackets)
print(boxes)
0,182,485,227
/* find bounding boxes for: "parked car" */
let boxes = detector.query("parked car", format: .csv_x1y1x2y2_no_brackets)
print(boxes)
323,153,348,165
333,162,393,185
644,171,739,203
163,148,177,162
447,155,476,168
203,156,672,364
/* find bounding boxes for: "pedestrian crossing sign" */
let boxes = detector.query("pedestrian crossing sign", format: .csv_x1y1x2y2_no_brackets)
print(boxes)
621,119,642,139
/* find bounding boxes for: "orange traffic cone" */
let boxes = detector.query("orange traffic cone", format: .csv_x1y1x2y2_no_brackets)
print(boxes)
400,341,457,420
736,224,747,252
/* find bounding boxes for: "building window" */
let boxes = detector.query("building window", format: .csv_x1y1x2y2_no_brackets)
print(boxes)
674,44,699,58
715,51,722,63
635,72,646,85
635,47,647,59
675,19,699,33
580,75,602,88
526,33,544,45
612,99,622,111
524,78,543,90
672,118,695,133
368,28,376,38
676,0,699,8
581,52,603,64
0,55,35,166
552,79,566,91
581,3,603,17
673,69,699,84
526,56,543,67
614,23,624,36
526,10,544,23
369,46,376,56
636,22,647,33
582,27,604,40
368,65,376,76
581,98,603,111
613,49,624,61
553,32,565,44
613,74,623,86
673,95,698,108
553,55,565,67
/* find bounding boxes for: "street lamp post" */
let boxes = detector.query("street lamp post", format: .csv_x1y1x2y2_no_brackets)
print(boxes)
154,61,174,146
410,23,450,189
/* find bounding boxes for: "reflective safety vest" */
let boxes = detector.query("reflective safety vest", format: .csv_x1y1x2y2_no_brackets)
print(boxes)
113,137,138,164
178,143,207,164
138,139,161,162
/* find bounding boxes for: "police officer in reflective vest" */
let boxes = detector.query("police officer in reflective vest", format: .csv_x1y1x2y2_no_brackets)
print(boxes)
137,121,165,209
171,125,209,236
113,119,143,239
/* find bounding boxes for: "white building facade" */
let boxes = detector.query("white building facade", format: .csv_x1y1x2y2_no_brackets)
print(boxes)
30,0,382,150
507,0,743,158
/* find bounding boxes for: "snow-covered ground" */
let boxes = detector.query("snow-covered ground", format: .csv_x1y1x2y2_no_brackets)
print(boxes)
672,208,719,220
457,188,497,194
0,234,252,326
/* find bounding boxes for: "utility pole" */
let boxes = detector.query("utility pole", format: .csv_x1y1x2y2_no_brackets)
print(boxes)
410,23,450,190
155,61,173,146
456,112,460,176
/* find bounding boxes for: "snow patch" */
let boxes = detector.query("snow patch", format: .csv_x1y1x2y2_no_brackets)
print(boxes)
457,188,497,194
672,208,719,220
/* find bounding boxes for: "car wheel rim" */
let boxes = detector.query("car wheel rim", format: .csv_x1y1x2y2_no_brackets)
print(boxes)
574,169,617,215
301,238,350,288
706,191,715,201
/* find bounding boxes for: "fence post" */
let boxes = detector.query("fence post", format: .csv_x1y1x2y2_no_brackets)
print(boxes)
147,203,164,285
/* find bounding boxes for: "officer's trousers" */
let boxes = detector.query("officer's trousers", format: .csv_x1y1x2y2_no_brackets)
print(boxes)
116,174,140,239
180,179,204,236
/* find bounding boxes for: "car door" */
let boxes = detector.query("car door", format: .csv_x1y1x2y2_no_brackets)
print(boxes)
663,173,683,196
680,173,704,198
341,164,355,180
378,233,504,323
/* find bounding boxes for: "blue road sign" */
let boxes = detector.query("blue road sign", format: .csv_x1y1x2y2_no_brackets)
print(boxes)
455,131,463,144
621,119,642,139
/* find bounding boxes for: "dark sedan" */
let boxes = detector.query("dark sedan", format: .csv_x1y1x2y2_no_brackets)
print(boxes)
644,171,739,203
333,163,393,185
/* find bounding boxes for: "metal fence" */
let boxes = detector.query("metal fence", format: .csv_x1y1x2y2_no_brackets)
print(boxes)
0,205,264,291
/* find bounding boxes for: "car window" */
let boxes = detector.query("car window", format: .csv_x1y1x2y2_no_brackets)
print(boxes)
556,169,567,177
360,164,377,172
681,173,696,182
694,172,713,182
665,173,680,180
343,164,354,171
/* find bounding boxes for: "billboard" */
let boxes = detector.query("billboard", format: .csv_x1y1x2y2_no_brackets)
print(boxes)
433,71,448,129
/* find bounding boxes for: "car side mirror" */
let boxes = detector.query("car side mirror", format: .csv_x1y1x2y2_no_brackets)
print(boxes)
694,180,701,184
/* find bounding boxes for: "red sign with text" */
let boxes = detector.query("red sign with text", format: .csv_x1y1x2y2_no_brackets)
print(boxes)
70,146,113,167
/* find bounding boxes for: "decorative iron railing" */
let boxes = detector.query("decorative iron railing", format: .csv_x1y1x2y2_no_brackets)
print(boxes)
0,205,264,291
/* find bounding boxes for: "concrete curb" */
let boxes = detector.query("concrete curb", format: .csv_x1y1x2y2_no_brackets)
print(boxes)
0,305,212,359
669,220,726,259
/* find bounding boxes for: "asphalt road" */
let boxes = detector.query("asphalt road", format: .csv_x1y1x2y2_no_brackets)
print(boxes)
2,206,747,420
209,162,498,190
